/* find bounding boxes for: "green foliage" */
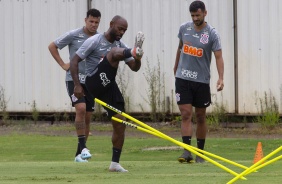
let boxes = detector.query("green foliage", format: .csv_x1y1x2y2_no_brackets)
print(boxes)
254,91,280,129
31,100,39,124
143,57,166,122
62,111,69,122
53,112,61,122
0,85,9,123
206,93,227,128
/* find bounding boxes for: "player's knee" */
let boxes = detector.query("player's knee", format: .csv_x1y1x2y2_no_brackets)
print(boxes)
75,105,86,116
109,48,124,60
180,111,192,121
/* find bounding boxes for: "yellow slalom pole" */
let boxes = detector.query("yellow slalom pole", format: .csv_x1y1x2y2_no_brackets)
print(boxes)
247,155,282,174
95,98,248,170
227,146,282,184
111,116,246,180
151,130,248,170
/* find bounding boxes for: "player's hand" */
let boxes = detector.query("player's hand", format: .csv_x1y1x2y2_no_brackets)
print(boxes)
73,85,84,99
217,79,224,91
61,62,70,71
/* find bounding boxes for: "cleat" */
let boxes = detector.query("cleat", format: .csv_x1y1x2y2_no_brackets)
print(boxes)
81,148,92,160
109,162,128,172
178,150,193,163
74,154,88,162
131,31,145,60
195,155,205,163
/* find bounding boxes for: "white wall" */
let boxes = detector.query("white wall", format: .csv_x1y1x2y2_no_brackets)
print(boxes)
0,0,87,112
0,0,281,114
237,0,282,114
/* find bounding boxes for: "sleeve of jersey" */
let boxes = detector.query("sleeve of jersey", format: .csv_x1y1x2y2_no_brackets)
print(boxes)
54,31,73,50
120,42,134,63
76,36,98,60
211,29,222,51
178,25,183,40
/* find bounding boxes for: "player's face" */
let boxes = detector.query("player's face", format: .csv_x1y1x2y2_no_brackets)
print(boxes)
85,16,101,34
190,9,206,27
110,19,128,41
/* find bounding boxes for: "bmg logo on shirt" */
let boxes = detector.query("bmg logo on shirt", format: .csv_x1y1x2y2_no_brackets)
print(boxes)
183,44,203,57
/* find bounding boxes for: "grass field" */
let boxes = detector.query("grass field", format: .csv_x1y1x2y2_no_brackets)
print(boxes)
0,122,281,184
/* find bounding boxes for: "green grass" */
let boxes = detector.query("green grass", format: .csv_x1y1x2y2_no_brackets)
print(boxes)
0,132,281,183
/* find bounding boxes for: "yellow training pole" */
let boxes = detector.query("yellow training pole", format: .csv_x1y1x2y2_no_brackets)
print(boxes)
95,98,248,170
227,146,282,184
111,116,246,180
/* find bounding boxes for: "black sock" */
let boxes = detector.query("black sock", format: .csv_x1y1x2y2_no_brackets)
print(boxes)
112,147,122,163
123,48,132,58
197,138,205,151
78,135,86,152
182,136,192,145
75,142,80,156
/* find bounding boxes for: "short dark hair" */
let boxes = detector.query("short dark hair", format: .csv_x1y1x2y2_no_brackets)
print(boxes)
87,8,101,18
189,1,206,12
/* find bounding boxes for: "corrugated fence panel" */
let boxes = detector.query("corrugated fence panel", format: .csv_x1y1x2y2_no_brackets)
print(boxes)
0,0,87,112
204,0,235,113
92,0,235,113
1,0,280,114
237,0,282,114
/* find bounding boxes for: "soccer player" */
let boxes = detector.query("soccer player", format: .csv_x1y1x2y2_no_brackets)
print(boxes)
48,9,101,162
70,15,145,172
173,0,224,163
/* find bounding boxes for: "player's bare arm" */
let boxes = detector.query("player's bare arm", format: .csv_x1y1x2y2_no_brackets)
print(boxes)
70,54,84,98
173,40,183,75
214,50,224,91
48,42,70,71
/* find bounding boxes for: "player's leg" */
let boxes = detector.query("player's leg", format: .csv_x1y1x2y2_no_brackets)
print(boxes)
85,112,92,139
194,107,207,163
193,82,211,163
106,31,145,68
74,103,91,160
175,78,194,163
82,83,95,141
178,104,194,163
100,82,128,172
66,81,91,162
109,113,128,172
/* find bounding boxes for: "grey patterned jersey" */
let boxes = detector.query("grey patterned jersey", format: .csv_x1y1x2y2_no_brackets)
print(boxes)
54,27,97,83
175,22,222,84
76,33,133,76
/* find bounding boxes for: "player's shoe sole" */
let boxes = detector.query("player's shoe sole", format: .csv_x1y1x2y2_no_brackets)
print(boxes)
132,31,145,59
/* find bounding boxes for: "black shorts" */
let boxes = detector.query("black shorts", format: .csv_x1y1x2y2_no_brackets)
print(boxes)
85,56,124,117
66,81,95,112
175,78,211,108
